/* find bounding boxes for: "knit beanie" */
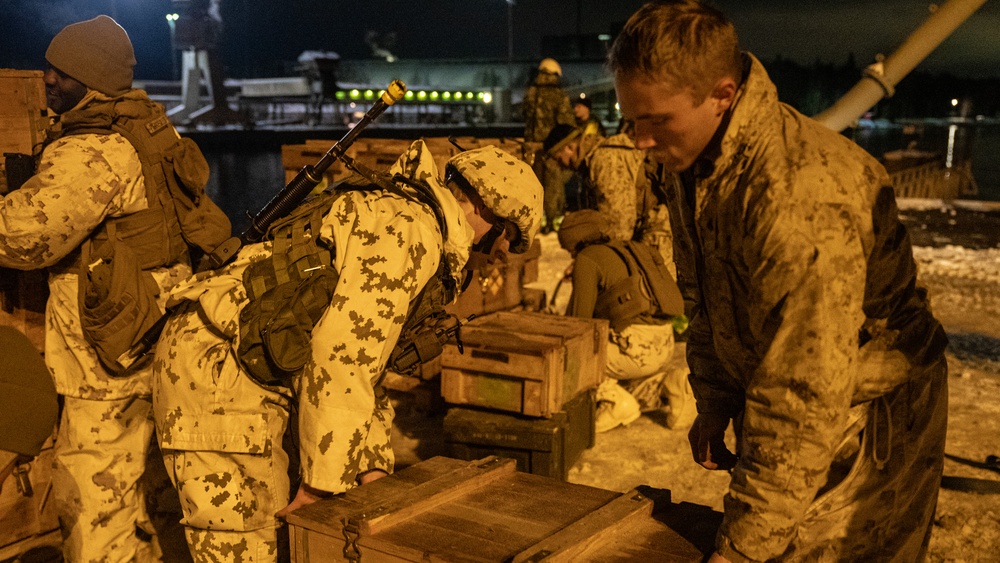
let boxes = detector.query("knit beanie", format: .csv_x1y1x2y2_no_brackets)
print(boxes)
45,15,136,97
558,209,613,254
0,327,58,457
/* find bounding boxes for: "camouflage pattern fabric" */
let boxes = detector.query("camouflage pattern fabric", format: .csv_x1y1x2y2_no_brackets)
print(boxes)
585,133,648,241
522,73,574,143
53,396,161,562
153,141,473,561
662,54,948,561
1,118,191,561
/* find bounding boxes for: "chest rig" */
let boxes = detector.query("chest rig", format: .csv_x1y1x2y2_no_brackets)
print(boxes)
237,175,456,388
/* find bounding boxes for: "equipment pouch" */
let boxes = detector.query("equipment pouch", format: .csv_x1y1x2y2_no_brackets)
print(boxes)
238,267,339,387
79,235,161,376
163,137,233,254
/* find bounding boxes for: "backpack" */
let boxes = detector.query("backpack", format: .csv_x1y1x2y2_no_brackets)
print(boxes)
237,174,456,388
594,241,685,332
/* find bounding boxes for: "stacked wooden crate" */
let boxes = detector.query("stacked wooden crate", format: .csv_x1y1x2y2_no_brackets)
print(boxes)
440,311,609,479
0,70,51,353
286,456,718,562
0,69,61,561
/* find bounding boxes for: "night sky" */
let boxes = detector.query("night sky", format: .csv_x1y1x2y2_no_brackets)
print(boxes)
1,0,997,80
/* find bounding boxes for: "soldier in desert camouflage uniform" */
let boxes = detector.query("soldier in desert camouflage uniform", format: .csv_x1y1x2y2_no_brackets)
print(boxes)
0,16,212,562
585,133,677,277
611,2,949,562
523,59,576,233
151,142,542,562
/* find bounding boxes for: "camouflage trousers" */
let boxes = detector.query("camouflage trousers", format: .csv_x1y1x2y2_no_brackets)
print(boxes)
153,306,291,563
768,356,948,561
53,395,162,562
542,159,572,229
607,324,692,418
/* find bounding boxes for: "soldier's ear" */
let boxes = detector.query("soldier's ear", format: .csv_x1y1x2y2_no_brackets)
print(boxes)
710,77,738,116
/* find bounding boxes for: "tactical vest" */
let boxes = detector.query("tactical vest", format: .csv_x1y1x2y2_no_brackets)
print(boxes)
594,241,685,332
237,174,456,388
53,94,232,271
47,93,233,375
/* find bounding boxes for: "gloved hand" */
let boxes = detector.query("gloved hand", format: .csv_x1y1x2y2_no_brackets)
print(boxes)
688,411,738,471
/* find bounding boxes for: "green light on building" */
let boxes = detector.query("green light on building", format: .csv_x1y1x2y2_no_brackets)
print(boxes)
416,91,427,100
349,89,360,100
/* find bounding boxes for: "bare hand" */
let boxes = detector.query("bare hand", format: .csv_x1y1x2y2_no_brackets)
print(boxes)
357,469,389,485
688,412,738,471
708,551,732,563
276,483,331,520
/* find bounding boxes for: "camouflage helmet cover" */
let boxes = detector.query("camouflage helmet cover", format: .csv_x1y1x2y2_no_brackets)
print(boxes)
447,147,543,254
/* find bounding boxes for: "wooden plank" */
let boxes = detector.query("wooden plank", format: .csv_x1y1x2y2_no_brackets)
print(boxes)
356,457,516,535
286,457,515,537
512,490,653,562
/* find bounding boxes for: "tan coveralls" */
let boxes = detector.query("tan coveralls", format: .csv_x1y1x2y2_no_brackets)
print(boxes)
666,55,949,562
152,141,474,562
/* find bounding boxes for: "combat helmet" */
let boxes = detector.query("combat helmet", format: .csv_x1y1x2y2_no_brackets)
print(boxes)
538,58,562,77
446,147,543,254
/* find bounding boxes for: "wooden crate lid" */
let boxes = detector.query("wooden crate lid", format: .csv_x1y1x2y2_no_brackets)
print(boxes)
287,456,709,562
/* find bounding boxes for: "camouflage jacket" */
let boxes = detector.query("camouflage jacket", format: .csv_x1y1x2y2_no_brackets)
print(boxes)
0,90,190,399
522,74,575,143
662,55,946,562
163,140,473,493
586,133,651,241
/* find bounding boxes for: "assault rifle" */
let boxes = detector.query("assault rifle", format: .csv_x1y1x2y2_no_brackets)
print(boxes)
114,80,407,373
388,313,475,376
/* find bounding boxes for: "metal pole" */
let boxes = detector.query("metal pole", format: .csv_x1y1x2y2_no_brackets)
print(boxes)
814,0,988,131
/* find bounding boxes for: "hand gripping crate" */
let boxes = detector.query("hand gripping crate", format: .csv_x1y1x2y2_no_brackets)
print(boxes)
286,456,718,562
443,388,594,480
441,311,608,417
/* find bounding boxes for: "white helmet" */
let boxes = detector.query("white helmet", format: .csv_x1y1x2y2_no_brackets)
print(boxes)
538,58,562,77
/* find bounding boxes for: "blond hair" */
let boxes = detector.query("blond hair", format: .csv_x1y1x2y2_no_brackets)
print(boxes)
607,1,742,102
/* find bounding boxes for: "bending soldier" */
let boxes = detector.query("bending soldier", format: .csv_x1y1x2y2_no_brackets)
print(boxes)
611,2,949,561
151,142,542,561
541,123,605,218
558,210,695,432
0,15,230,561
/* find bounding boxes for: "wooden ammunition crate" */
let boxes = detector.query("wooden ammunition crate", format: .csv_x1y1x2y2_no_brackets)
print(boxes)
443,388,594,480
0,69,48,173
1,70,50,353
446,238,541,320
0,439,61,560
287,456,716,562
441,312,608,417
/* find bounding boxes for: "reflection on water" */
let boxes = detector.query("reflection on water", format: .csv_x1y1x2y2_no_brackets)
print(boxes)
849,122,1000,201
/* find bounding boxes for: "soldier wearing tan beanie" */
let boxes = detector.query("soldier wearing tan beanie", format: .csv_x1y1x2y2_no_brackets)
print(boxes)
45,14,136,98
3,13,198,563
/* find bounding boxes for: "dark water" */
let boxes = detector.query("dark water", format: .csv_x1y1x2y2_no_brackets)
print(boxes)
849,122,1000,201
192,122,1000,234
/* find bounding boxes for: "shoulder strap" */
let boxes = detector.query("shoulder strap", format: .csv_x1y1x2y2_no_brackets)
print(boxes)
621,241,684,318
